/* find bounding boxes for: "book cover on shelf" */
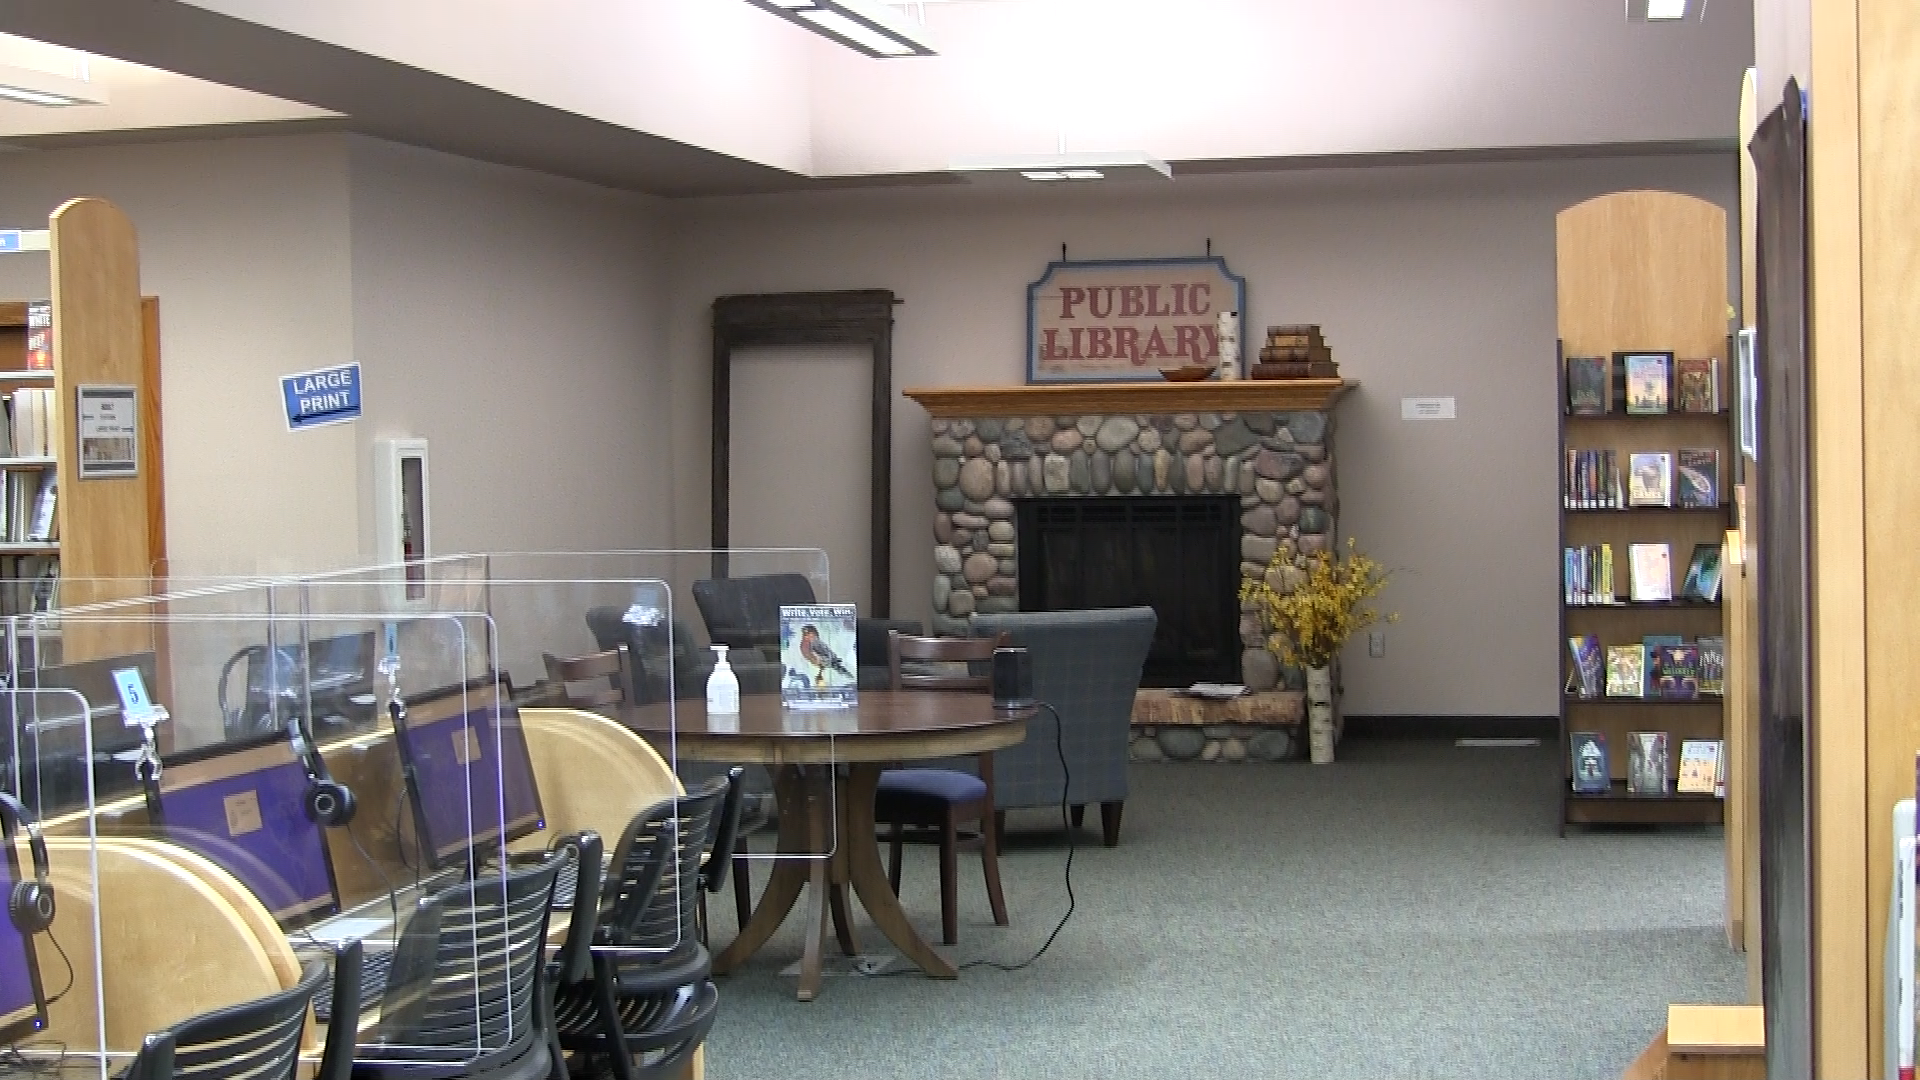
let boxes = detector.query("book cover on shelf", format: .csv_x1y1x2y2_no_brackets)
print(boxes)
24,302,51,371
1677,739,1720,794
1679,543,1722,601
1649,643,1701,699
1622,352,1673,415
1627,452,1673,507
1566,355,1611,415
1714,738,1728,798
1606,644,1646,698
1674,357,1717,413
1567,635,1603,698
1627,731,1671,794
778,604,858,710
1675,447,1720,508
1629,543,1672,603
1570,732,1610,794
1642,634,1683,696
26,471,56,544
1697,635,1726,696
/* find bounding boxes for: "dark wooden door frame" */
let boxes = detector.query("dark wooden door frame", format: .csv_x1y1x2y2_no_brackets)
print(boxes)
711,290,896,617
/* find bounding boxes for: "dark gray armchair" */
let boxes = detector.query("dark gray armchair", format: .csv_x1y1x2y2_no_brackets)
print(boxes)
689,573,919,691
970,606,1156,847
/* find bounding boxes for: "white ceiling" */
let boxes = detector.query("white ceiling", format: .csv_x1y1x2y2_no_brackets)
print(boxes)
0,30,331,139
0,0,1753,195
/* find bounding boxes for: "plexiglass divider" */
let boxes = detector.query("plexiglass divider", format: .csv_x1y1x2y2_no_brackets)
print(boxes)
1,601,573,1069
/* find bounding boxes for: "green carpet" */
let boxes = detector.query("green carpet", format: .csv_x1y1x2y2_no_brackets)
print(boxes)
699,737,1746,1079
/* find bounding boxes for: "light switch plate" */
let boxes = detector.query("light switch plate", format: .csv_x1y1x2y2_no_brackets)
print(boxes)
1368,630,1386,657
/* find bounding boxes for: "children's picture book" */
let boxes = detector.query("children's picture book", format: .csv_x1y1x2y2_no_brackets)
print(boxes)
1679,543,1723,602
1677,739,1720,794
1627,731,1671,795
1649,642,1701,699
1569,732,1610,794
1567,635,1603,698
1673,357,1718,413
1697,635,1726,696
1606,644,1647,698
1627,452,1673,507
779,604,858,710
1621,352,1673,415
1675,447,1720,508
1629,543,1672,603
1565,355,1611,415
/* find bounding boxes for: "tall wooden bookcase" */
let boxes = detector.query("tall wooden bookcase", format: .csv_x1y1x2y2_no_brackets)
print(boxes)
1556,190,1732,831
0,198,165,667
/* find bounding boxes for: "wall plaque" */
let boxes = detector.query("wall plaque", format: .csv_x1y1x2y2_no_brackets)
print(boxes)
1026,256,1247,383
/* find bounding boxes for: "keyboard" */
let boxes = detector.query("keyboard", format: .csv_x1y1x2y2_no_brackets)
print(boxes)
313,945,396,1022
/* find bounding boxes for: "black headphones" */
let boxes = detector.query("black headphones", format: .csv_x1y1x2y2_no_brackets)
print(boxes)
291,723,356,828
0,792,54,935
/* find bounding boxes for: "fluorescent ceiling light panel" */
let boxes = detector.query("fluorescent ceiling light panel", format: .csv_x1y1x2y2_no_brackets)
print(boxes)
1626,0,1702,20
0,63,107,107
744,0,936,57
953,152,1171,183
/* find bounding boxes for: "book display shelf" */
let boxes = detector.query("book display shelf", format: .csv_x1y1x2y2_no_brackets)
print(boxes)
1555,190,1731,832
0,198,164,667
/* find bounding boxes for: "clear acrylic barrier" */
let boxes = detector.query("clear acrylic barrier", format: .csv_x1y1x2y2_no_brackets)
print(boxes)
2,606,561,1069
1,689,104,1080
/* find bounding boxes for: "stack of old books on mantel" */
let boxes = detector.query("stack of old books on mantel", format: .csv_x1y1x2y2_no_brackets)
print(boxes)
1251,324,1340,380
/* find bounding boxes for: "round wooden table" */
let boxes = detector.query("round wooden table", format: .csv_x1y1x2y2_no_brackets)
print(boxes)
612,691,1028,1001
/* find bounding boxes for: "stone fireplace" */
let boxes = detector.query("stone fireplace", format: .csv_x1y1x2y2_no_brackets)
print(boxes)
903,380,1353,763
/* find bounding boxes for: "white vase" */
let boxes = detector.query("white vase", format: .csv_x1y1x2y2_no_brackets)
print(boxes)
1305,664,1336,764
1216,310,1240,380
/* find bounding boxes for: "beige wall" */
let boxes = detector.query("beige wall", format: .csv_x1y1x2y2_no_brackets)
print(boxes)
0,135,361,576
346,136,670,557
1754,0,1812,108
666,154,1739,717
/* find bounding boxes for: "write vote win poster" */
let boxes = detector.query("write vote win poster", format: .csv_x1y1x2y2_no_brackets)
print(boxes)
779,604,857,710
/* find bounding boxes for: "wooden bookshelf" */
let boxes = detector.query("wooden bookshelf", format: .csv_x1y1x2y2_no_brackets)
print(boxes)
0,198,166,664
1555,190,1732,832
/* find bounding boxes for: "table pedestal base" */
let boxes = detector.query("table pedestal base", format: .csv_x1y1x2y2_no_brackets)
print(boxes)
711,763,955,1000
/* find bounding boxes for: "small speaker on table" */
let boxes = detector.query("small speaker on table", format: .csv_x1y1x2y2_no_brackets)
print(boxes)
992,647,1034,710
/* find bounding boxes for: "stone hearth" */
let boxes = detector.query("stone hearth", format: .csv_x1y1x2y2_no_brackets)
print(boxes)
904,380,1353,763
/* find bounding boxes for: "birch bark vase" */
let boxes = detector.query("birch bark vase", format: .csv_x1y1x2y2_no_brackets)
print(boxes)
1306,663,1337,763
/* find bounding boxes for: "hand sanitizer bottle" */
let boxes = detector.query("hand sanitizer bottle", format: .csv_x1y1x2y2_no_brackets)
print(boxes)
707,644,740,717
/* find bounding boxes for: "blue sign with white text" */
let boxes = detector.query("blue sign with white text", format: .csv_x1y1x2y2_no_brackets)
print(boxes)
281,363,361,431
0,232,20,253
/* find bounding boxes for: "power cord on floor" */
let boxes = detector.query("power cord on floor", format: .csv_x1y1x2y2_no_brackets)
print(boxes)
0,1039,67,1079
866,700,1075,976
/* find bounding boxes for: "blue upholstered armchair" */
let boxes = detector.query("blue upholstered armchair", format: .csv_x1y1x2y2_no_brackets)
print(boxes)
969,606,1156,847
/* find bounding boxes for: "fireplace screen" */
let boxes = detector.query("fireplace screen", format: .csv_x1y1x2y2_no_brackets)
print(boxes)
1014,496,1241,687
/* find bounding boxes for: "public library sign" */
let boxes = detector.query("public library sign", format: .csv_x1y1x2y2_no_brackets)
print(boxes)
1026,255,1247,383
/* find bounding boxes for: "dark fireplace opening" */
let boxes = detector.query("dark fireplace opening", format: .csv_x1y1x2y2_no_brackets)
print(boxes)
1015,495,1242,688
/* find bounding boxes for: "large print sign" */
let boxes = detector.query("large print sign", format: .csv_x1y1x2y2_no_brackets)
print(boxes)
1026,256,1246,383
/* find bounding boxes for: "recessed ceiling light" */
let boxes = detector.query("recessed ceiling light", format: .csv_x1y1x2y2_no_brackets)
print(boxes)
744,0,935,57
0,63,108,107
1626,0,1701,20
954,152,1170,183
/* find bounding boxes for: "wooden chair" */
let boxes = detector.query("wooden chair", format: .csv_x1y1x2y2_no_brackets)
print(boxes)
873,630,1011,945
542,645,635,709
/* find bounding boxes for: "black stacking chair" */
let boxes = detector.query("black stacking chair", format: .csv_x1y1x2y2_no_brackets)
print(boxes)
355,847,575,1080
550,778,726,1080
124,940,363,1080
694,766,747,946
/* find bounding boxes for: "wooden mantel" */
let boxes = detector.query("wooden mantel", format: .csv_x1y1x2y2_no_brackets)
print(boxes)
901,378,1354,417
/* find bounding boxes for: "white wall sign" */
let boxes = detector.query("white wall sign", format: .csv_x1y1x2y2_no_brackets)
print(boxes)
1400,396,1457,420
77,384,139,478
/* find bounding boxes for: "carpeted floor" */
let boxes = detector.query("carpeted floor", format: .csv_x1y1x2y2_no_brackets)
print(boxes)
698,736,1747,1080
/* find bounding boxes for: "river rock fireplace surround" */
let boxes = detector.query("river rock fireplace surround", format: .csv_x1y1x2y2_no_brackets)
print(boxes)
903,379,1354,763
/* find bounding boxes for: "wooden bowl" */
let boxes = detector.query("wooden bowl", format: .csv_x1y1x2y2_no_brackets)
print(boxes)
1158,364,1214,382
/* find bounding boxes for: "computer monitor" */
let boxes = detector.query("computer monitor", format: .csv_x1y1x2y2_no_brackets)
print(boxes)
393,678,544,872
0,827,46,1046
226,631,377,737
149,734,341,930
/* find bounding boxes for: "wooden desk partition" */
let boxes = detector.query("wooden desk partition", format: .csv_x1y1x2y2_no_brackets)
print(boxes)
35,711,699,1079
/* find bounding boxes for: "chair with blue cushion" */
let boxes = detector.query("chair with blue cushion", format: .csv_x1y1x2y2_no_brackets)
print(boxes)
872,630,1010,946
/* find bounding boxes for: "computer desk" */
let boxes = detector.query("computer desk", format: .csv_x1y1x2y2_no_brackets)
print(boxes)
23,707,697,1079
